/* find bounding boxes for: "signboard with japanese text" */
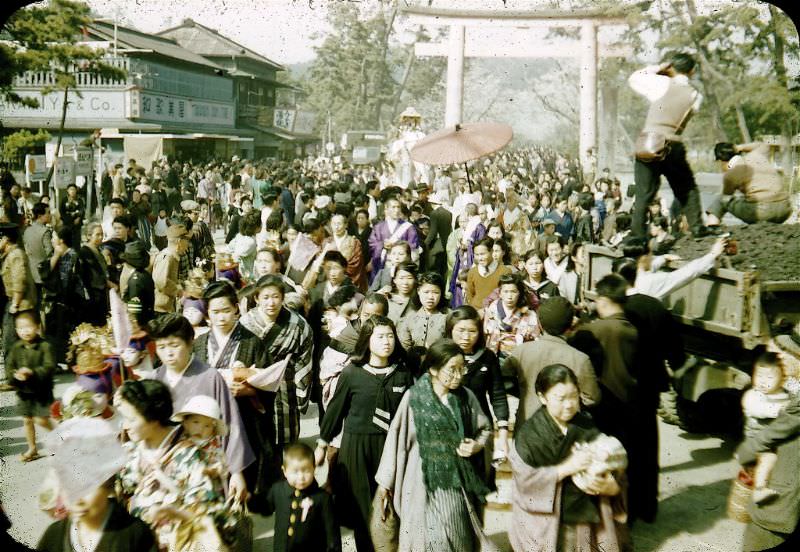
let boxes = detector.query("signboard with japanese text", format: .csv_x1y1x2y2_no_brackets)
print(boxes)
274,109,295,131
25,155,48,183
54,157,76,189
72,146,94,176
131,90,235,127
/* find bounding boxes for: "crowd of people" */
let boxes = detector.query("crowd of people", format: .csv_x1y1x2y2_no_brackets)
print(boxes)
1,50,799,552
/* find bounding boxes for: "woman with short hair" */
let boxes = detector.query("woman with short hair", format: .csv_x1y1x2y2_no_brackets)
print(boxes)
316,315,412,552
376,338,492,551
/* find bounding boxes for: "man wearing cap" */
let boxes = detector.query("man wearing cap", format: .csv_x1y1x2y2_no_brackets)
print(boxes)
505,296,601,422
152,224,188,314
425,191,452,277
413,181,433,217
120,240,154,325
182,199,214,263
535,218,559,260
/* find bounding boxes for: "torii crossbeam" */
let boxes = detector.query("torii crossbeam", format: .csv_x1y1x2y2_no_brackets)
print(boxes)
401,5,630,171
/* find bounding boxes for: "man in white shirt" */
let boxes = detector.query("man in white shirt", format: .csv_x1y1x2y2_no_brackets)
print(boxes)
629,52,713,239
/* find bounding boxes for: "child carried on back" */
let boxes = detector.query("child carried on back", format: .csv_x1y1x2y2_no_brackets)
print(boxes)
741,352,794,504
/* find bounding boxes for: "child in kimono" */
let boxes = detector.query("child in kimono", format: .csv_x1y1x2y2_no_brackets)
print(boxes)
742,353,792,504
265,442,341,552
171,395,229,486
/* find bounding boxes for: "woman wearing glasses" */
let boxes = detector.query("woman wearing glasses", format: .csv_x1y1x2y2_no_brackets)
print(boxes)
375,338,492,551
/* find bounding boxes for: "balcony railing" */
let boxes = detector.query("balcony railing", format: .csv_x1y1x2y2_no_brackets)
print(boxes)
13,57,130,89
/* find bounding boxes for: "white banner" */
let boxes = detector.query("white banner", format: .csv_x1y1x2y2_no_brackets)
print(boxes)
0,90,127,121
54,157,76,189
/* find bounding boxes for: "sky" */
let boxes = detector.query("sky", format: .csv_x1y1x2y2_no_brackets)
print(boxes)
65,0,768,70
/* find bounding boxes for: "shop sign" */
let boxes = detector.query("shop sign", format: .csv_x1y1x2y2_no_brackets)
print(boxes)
72,146,94,176
0,90,127,121
54,157,76,189
25,155,48,183
132,90,235,127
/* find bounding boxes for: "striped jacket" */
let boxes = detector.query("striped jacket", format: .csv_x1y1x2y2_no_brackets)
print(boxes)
241,307,314,447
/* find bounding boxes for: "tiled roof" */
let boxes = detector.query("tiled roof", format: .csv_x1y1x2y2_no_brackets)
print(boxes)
156,19,284,71
90,21,223,71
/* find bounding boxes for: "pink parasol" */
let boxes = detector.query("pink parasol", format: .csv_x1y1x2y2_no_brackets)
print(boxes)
410,122,513,192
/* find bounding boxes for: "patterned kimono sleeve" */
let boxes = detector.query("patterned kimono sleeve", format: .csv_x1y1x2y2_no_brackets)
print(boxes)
116,444,143,504
173,444,227,518
292,317,315,414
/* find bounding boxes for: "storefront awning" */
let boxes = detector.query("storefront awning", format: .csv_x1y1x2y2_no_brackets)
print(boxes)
244,122,317,143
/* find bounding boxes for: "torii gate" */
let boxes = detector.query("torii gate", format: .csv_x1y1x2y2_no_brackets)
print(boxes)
401,6,630,171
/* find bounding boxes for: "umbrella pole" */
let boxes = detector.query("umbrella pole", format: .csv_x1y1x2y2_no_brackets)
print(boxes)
464,162,473,193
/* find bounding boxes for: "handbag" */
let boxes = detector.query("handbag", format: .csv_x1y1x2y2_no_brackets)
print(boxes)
634,90,698,163
727,469,753,523
222,495,253,552
368,490,399,552
634,131,669,163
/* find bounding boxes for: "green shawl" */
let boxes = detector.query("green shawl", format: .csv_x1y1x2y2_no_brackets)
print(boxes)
409,373,490,501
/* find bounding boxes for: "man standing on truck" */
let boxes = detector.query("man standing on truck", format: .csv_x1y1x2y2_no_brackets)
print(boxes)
629,52,715,239
707,141,792,225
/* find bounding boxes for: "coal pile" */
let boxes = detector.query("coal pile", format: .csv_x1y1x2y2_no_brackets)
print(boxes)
671,222,800,281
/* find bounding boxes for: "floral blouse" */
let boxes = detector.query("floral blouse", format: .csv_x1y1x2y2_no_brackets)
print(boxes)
118,427,229,550
483,299,541,356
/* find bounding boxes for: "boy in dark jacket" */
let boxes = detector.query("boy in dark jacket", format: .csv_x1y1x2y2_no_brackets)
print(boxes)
7,311,54,462
265,442,341,552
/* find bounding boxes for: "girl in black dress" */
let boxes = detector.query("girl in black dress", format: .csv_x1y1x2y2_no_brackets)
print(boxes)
315,315,412,552
446,306,510,467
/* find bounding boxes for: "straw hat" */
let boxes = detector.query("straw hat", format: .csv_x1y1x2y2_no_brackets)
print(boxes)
171,395,228,436
46,418,127,505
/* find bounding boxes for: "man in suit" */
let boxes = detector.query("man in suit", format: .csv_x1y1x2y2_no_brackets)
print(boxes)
22,202,53,307
424,191,452,278
505,296,601,422
614,256,686,524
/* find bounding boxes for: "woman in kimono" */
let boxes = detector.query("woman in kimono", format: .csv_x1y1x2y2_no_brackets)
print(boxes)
147,314,253,501
315,316,412,552
116,379,229,551
375,339,492,552
483,273,541,358
43,227,87,363
385,261,418,324
191,280,276,513
79,222,111,326
447,205,486,309
509,364,628,552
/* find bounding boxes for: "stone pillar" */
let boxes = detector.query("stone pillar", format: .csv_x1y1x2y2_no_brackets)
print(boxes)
579,21,598,172
600,84,618,172
445,25,465,127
